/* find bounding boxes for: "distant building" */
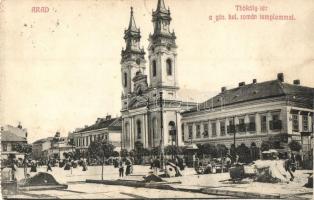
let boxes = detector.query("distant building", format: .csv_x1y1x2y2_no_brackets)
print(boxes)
181,73,314,151
48,137,73,160
32,136,73,160
32,137,54,160
1,124,28,139
1,124,28,160
69,115,122,154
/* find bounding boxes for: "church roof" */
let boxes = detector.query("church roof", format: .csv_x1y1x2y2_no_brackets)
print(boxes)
127,7,139,33
32,137,54,144
185,79,314,113
152,0,171,21
76,117,122,133
156,0,168,13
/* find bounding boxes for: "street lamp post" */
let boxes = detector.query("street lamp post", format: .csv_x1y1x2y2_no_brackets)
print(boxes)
159,91,165,171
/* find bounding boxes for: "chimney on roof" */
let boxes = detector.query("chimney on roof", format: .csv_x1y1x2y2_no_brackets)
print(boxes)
221,87,226,93
293,79,300,85
238,82,245,87
253,79,257,84
277,73,284,82
106,115,111,120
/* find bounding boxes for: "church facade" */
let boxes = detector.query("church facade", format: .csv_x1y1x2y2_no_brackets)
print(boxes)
120,0,196,150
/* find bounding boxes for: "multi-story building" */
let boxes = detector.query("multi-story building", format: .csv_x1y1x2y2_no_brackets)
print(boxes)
181,73,314,150
1,124,28,160
69,115,122,153
48,137,73,160
32,137,54,160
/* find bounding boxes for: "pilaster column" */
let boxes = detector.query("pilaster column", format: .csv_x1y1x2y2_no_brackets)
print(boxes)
266,112,272,134
256,113,261,135
130,117,134,149
216,119,220,137
308,112,313,132
298,111,302,133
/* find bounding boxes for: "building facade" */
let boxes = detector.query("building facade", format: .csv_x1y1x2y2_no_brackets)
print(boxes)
32,136,73,160
32,137,54,160
69,115,122,153
1,125,28,160
120,0,195,150
181,74,314,150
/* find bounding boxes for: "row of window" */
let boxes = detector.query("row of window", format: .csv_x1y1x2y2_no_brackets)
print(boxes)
292,114,310,132
183,113,281,140
125,119,176,143
123,59,173,88
152,59,173,77
75,133,108,147
2,143,18,152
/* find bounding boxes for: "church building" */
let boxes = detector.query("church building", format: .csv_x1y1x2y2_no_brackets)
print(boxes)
120,0,196,150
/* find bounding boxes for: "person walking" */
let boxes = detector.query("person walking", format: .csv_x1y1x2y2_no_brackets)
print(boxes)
125,158,131,176
82,159,88,171
285,152,295,181
150,157,154,169
23,158,28,178
30,160,37,172
118,160,124,178
11,160,17,181
153,157,160,175
47,160,52,172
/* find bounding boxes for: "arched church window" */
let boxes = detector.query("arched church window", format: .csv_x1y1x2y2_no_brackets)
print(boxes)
123,72,127,87
152,60,157,77
166,59,172,76
137,120,142,139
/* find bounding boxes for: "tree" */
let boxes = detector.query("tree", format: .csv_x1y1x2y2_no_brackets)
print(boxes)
216,144,228,158
202,143,218,158
164,145,181,156
236,143,251,163
250,142,260,161
196,144,203,158
151,146,161,156
260,141,273,152
288,140,302,152
87,140,115,180
142,148,151,156
14,143,32,155
112,151,119,157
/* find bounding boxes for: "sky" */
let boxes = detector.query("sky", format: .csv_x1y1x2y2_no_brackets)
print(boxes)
1,0,313,143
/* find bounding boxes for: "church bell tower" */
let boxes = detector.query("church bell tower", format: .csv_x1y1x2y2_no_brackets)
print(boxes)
148,0,178,96
121,7,146,101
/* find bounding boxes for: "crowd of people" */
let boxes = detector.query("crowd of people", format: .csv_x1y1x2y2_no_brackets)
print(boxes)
2,149,299,184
